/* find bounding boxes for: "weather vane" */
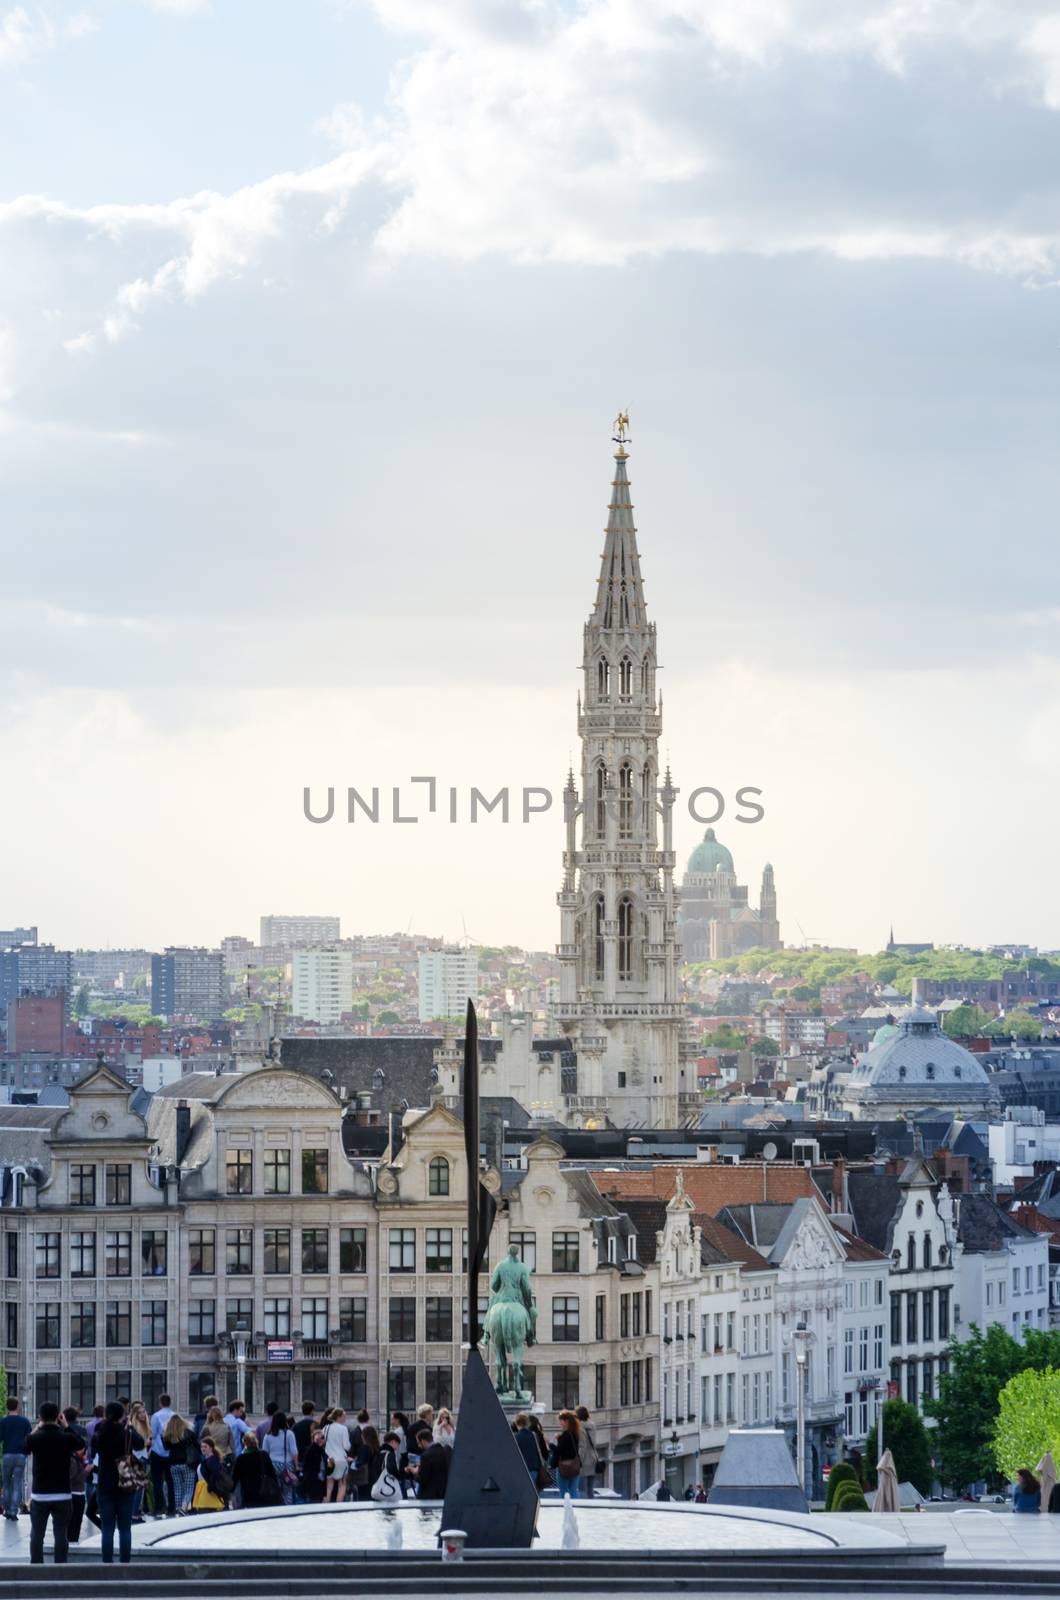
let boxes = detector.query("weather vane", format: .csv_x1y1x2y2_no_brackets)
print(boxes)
612,410,631,445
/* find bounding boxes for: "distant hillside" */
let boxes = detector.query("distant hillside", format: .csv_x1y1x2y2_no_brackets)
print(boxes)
685,947,1060,1003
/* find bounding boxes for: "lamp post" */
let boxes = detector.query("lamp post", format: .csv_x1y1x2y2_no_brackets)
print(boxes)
792,1321,813,1500
232,1319,251,1406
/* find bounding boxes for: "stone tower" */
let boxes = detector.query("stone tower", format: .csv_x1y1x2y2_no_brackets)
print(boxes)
555,419,686,1126
759,862,780,949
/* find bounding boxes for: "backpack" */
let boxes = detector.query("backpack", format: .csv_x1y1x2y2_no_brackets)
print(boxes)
215,1462,234,1499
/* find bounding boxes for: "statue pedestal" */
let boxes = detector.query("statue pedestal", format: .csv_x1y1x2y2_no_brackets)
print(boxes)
497,1393,534,1426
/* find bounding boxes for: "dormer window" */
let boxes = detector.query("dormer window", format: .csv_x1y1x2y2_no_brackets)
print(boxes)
607,1235,617,1264
428,1156,450,1196
926,1063,935,1081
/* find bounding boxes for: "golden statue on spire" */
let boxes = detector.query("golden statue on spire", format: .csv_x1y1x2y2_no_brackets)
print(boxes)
612,410,630,444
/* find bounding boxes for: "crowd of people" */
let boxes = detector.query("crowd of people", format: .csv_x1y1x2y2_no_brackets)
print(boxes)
0,1387,608,1564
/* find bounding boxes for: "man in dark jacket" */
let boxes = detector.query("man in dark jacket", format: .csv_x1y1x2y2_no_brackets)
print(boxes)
24,1404,81,1564
411,1425,450,1500
0,1398,32,1519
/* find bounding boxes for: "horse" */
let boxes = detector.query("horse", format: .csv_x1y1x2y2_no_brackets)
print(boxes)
483,1296,534,1396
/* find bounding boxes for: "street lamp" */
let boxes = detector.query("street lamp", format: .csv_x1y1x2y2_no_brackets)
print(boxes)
231,1319,251,1405
792,1321,814,1500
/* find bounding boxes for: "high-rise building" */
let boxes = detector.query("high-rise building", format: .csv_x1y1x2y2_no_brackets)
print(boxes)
0,944,73,1016
554,419,687,1126
5,992,66,1052
417,948,479,1022
259,915,340,949
291,948,356,1024
0,926,37,949
150,948,226,1022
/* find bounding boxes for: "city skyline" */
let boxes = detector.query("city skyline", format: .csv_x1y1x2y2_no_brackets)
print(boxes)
3,1,1059,954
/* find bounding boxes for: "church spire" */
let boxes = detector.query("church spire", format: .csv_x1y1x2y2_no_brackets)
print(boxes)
592,413,647,631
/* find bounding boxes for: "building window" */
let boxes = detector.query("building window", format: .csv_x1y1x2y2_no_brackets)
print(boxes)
425,1296,453,1343
226,1298,252,1333
263,1298,290,1338
923,1235,932,1269
424,1365,453,1409
890,1293,901,1346
428,1157,450,1196
389,1229,416,1273
618,763,634,839
922,1357,934,1401
106,1303,132,1347
938,1288,950,1338
35,1304,61,1349
633,1293,643,1336
301,1148,329,1194
71,1164,96,1206
70,1302,96,1348
35,1374,61,1411
225,1149,253,1195
859,1326,869,1371
595,1295,605,1340
593,896,605,980
142,1300,167,1346
226,1228,253,1275
105,1232,131,1278
906,1293,918,1344
188,1299,215,1344
302,1229,329,1274
552,1296,580,1342
105,1370,132,1405
645,1291,652,1335
189,1229,215,1275
617,896,633,979
595,1364,606,1408
425,1228,453,1274
1013,1267,1021,1296
552,1365,579,1410
263,1371,291,1412
874,1323,884,1368
339,1296,367,1342
340,1228,367,1273
843,1328,854,1375
340,1370,368,1413
594,764,607,836
301,1296,328,1342
387,1366,417,1413
4,1232,16,1278
141,1371,168,1413
552,1231,579,1274
263,1149,291,1194
71,1232,96,1279
632,1359,643,1404
620,1362,630,1407
620,1295,630,1338
264,1228,291,1274
922,1290,934,1342
389,1297,417,1342
142,1231,167,1277
105,1164,132,1206
35,1232,60,1279
511,1231,536,1272
70,1374,96,1414
906,1362,918,1407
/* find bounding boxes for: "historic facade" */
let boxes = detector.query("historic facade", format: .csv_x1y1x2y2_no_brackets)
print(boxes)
555,421,692,1128
678,830,781,962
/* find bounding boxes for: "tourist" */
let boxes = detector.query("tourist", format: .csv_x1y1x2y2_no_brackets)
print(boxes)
513,1413,546,1488
193,1437,227,1512
433,1407,456,1447
263,1409,299,1502
322,1407,353,1503
655,1481,672,1502
125,1403,151,1522
91,1401,135,1564
255,1402,279,1444
62,1409,88,1543
355,1425,382,1500
162,1412,200,1514
193,1395,219,1438
550,1410,581,1499
575,1405,599,1498
148,1392,176,1518
24,1402,81,1564
200,1405,235,1463
390,1411,410,1463
299,1430,329,1504
223,1400,251,1455
379,1429,408,1497
411,1424,451,1500
1,1396,31,1520
694,1484,708,1504
233,1434,281,1508
1014,1469,1041,1513
85,1403,106,1451
293,1402,317,1459
416,1403,434,1435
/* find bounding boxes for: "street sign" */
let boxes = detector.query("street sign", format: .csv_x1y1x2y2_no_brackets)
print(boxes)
266,1340,294,1363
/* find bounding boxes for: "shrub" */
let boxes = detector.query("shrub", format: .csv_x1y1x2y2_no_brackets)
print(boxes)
825,1462,859,1509
831,1481,870,1512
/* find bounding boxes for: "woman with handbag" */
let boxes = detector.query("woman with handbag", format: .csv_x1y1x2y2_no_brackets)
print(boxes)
91,1402,139,1564
192,1438,227,1513
322,1409,352,1504
126,1403,151,1522
354,1425,382,1501
233,1434,282,1508
370,1432,405,1503
513,1414,550,1493
262,1410,300,1504
550,1410,582,1499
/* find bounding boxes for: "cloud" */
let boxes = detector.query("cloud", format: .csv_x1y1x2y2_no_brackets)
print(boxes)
0,3,98,64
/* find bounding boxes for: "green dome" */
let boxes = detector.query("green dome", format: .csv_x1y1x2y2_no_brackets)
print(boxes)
688,827,734,875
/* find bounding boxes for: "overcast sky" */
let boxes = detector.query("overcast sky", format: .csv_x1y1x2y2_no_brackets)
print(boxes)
2,0,1059,956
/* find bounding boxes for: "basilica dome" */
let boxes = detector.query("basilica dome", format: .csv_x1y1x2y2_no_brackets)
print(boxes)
687,827,734,876
842,1004,999,1119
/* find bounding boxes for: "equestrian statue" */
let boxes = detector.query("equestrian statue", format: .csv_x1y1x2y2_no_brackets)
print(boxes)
483,1243,537,1400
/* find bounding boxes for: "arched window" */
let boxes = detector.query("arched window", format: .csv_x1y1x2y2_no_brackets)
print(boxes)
595,764,607,837
619,657,633,699
641,763,654,831
641,658,651,696
898,1064,906,1080
907,1235,916,1271
923,1234,932,1269
926,1062,935,1081
593,896,605,982
429,1156,450,1196
596,658,610,699
618,763,634,839
617,896,634,980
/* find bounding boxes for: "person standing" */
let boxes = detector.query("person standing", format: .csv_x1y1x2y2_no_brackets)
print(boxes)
300,1429,328,1504
148,1393,175,1518
199,1406,234,1462
255,1402,279,1445
410,1424,450,1500
162,1413,199,1514
192,1438,227,1513
24,1403,81,1564
0,1396,31,1520
62,1409,88,1543
322,1408,352,1503
550,1410,581,1499
91,1402,135,1565
433,1407,456,1447
293,1402,317,1459
232,1434,281,1508
575,1405,598,1498
223,1400,251,1456
262,1410,299,1504
1015,1469,1041,1513
513,1413,546,1489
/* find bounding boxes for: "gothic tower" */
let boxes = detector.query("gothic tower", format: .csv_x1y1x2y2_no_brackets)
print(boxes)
555,419,687,1126
759,861,781,949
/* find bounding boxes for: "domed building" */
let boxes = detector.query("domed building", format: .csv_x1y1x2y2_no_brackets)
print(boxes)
841,1005,1001,1120
677,827,782,961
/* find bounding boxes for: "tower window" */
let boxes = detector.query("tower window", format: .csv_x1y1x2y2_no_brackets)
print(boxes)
642,763,653,831
618,763,634,839
619,657,633,699
595,764,607,837
617,896,634,980
596,658,610,699
593,897,605,982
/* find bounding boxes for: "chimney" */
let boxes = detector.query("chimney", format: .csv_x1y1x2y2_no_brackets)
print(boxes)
831,1156,846,1215
174,1101,192,1166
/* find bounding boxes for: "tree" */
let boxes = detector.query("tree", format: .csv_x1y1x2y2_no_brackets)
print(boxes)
700,1027,746,1050
825,1461,859,1508
865,1398,933,1496
73,985,91,1019
925,1324,1060,1489
376,1010,402,1025
942,1004,991,1039
993,1367,1060,1481
831,1480,869,1511
753,1036,780,1057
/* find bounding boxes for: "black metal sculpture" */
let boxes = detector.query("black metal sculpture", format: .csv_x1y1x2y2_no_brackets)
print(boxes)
439,999,538,1549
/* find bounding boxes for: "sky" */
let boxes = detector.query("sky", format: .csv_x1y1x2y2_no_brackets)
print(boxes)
2,0,1060,956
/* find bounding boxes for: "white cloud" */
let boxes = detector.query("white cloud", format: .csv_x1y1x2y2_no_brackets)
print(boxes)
0,6,53,63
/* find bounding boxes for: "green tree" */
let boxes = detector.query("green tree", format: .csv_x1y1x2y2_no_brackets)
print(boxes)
73,985,91,1019
926,1324,1060,1489
865,1398,933,1496
376,1010,402,1025
753,1036,780,1057
993,1367,1060,1481
700,1027,747,1050
942,1004,991,1039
